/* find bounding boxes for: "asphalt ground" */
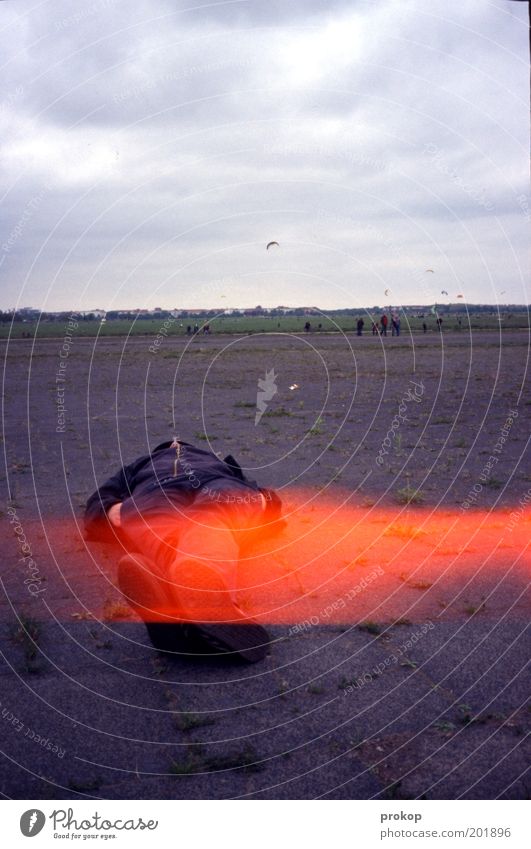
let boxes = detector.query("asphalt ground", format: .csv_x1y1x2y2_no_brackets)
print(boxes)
1,330,529,799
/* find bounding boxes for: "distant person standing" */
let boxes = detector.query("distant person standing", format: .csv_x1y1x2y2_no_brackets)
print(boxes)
193,324,199,335
356,317,364,336
380,314,388,336
436,317,443,332
371,322,378,336
422,322,427,334
304,321,311,332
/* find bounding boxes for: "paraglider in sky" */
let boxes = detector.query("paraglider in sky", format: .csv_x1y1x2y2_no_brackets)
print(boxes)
384,289,390,297
425,269,435,273
441,290,448,295
457,294,464,299
266,241,279,250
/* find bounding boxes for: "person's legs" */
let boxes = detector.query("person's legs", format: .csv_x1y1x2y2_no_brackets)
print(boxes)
168,509,241,618
117,507,236,610
117,487,271,660
117,552,199,652
166,484,268,618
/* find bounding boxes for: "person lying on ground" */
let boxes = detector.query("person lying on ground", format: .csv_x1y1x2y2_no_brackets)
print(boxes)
84,437,283,663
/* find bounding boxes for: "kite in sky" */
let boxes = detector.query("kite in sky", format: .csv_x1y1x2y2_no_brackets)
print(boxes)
384,288,390,297
425,269,435,273
266,241,279,250
441,289,448,295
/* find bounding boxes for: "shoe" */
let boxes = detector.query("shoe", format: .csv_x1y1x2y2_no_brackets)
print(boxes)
117,553,197,654
117,554,270,663
173,559,270,663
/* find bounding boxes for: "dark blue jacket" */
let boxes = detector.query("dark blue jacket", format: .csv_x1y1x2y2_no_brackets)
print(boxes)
84,440,273,543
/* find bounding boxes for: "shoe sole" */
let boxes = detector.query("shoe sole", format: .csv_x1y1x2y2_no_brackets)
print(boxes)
172,559,270,663
118,555,269,663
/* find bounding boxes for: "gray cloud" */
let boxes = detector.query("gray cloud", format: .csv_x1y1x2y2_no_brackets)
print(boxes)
1,0,529,310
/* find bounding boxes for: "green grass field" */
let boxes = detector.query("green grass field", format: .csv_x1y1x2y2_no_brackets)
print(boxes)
1,311,529,339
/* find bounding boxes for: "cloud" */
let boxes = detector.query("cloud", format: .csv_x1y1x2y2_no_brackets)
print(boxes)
1,0,529,310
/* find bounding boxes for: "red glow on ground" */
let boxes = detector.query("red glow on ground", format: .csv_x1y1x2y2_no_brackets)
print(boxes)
9,492,531,626
233,493,531,625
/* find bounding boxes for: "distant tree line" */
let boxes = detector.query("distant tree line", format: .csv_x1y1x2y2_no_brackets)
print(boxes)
1,304,528,323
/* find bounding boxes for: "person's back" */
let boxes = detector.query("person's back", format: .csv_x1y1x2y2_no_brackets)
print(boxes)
85,439,282,662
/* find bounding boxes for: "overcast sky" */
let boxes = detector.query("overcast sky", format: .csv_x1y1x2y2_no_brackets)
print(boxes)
0,0,529,311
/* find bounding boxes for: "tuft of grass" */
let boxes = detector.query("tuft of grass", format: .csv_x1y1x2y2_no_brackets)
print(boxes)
175,712,215,732
308,416,324,435
11,461,31,473
89,628,113,650
384,523,426,540
169,757,198,776
395,485,425,505
234,401,255,408
384,780,405,800
102,599,133,620
358,620,381,635
10,616,41,672
263,406,292,418
170,743,263,776
433,719,456,733
467,711,506,726
151,655,170,676
68,778,102,792
204,744,263,773
404,578,433,590
457,703,474,725
194,431,216,441
399,658,418,669
464,601,486,615
338,674,363,690
307,682,325,695
351,555,369,567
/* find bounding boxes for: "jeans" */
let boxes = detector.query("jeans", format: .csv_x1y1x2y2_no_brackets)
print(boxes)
120,482,266,599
